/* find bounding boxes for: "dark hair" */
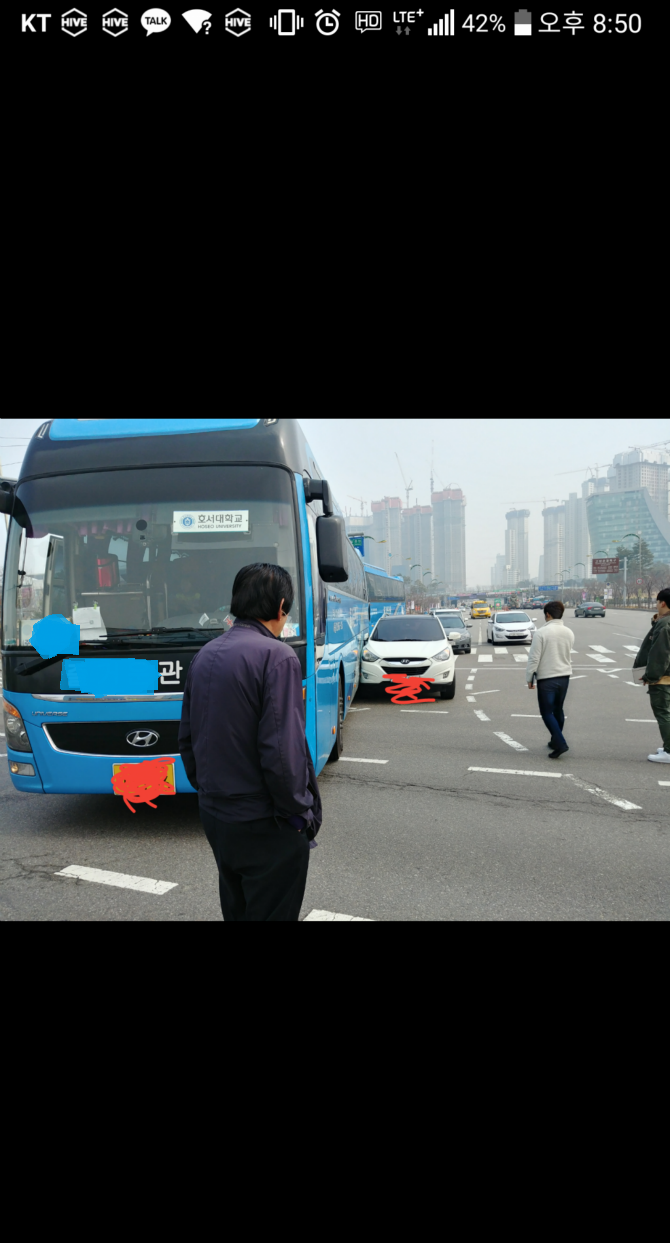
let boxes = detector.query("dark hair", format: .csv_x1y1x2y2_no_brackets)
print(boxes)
544,600,565,620
657,588,670,607
231,563,295,621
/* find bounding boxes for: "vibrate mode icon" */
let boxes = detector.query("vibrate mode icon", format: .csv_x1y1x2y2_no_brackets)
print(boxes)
102,7,129,35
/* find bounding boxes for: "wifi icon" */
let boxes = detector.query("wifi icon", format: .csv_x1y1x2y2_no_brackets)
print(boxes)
182,8,212,32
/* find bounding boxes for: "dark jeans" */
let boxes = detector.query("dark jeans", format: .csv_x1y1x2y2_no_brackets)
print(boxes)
199,807,310,922
537,675,570,752
648,684,670,752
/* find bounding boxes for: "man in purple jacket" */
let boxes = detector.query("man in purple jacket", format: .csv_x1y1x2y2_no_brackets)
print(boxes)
179,562,322,921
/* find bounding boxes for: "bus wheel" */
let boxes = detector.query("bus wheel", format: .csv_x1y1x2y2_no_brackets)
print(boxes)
328,676,344,762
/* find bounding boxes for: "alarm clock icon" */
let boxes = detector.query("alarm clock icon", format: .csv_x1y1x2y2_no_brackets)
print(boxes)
315,8,340,34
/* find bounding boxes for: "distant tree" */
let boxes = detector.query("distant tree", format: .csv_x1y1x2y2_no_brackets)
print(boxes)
615,538,655,575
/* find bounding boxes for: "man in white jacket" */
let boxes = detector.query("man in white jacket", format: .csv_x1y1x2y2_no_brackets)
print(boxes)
526,600,575,758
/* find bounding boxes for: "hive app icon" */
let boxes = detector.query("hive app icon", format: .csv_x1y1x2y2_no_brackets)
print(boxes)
141,7,172,34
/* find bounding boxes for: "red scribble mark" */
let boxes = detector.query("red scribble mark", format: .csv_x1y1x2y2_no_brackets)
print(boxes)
111,757,177,813
382,673,435,703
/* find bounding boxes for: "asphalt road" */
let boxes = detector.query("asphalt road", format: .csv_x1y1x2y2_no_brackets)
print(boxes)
1,609,668,921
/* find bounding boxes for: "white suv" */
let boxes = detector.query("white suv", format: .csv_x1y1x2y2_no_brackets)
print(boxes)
361,613,457,699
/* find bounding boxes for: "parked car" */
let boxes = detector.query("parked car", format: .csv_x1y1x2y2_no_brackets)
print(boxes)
574,602,606,617
486,611,536,645
361,613,457,699
430,610,472,654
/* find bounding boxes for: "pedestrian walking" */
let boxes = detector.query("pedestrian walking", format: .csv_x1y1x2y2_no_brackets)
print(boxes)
178,563,322,921
633,588,670,764
526,600,575,758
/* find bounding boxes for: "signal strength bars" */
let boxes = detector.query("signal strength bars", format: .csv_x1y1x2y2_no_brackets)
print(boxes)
427,9,455,35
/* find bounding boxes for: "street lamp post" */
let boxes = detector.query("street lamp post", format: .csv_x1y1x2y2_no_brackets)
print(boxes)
558,569,572,603
620,533,641,609
572,562,586,605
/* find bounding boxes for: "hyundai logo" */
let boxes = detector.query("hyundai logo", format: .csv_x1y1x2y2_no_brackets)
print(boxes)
400,658,410,664
126,729,160,748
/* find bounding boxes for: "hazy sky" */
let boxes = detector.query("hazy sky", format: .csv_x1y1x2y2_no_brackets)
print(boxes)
2,418,669,585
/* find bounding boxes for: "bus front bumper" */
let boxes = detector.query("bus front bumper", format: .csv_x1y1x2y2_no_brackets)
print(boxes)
5,743,197,796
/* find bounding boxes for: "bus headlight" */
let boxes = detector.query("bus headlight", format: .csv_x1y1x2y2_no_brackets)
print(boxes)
362,648,380,662
3,699,31,752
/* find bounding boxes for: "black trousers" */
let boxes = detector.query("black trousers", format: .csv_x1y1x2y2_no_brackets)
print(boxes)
199,807,310,922
537,675,570,751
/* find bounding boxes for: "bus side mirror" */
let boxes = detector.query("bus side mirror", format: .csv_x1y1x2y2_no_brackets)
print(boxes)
0,481,15,514
304,478,333,517
316,515,348,582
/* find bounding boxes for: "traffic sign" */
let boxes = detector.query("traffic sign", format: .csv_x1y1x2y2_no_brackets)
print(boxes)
592,557,619,574
636,578,643,585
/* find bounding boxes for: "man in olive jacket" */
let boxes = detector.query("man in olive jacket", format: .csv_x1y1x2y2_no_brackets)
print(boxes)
633,588,670,763
179,562,322,920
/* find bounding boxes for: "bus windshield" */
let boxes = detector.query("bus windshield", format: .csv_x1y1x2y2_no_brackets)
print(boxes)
2,465,301,648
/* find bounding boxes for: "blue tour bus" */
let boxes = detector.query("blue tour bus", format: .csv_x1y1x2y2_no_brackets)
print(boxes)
0,418,370,796
363,563,406,631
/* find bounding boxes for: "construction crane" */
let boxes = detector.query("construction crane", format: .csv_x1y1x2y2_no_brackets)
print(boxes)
347,494,367,518
395,453,413,510
555,463,612,477
506,498,560,509
628,439,670,451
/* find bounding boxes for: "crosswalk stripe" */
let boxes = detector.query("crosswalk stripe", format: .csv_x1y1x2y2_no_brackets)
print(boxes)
494,731,528,752
54,865,177,894
303,910,373,921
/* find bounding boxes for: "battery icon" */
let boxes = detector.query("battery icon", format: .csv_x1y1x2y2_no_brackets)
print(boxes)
514,9,532,35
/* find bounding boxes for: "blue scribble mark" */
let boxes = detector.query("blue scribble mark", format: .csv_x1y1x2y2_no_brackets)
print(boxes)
61,659,160,697
30,615,80,658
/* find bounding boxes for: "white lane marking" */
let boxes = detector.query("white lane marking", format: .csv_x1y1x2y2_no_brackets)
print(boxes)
570,649,579,653
0,732,5,737
494,731,528,752
625,719,658,723
586,653,616,664
570,675,588,680
494,647,508,655
474,709,490,721
513,653,529,662
339,757,388,764
608,675,620,679
470,668,477,673
0,753,7,758
468,767,562,778
304,909,373,921
511,714,542,717
348,707,371,712
658,781,670,787
589,645,615,654
564,773,641,812
400,709,449,713
478,655,493,663
54,865,177,895
625,681,642,687
470,689,500,696
466,696,476,703
623,645,640,652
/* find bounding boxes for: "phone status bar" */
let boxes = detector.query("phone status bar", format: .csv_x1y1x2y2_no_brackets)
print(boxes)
16,7,647,42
